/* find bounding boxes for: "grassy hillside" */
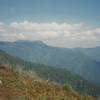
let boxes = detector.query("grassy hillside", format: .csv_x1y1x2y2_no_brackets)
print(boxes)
0,65,96,100
0,50,100,97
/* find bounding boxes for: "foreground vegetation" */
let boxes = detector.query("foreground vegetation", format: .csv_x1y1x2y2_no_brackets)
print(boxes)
0,65,97,100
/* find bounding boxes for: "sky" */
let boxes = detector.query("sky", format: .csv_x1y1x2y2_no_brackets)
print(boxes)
0,0,100,48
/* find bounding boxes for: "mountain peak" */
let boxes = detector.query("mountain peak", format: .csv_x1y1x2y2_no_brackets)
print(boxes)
32,40,45,45
14,40,47,46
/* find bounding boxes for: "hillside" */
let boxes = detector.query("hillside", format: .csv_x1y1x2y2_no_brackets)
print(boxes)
0,40,100,85
0,65,96,100
0,50,100,97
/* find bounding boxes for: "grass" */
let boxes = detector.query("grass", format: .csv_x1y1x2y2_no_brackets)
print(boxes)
0,65,96,100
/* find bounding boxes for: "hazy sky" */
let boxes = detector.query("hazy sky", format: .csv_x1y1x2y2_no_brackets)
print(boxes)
0,0,100,48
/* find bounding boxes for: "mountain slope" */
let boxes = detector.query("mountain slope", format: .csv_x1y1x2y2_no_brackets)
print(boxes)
79,47,100,62
0,40,100,85
0,50,100,96
0,65,96,100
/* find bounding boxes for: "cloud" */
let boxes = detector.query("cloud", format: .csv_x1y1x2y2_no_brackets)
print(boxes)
0,22,6,32
10,21,83,31
0,21,100,48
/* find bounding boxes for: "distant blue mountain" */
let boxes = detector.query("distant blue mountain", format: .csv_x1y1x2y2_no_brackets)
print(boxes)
78,47,100,62
0,40,100,85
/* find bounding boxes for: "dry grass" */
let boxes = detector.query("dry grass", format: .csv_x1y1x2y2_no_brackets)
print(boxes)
0,65,96,100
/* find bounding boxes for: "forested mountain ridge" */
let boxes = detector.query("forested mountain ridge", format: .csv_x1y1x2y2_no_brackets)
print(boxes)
0,50,100,97
0,40,100,85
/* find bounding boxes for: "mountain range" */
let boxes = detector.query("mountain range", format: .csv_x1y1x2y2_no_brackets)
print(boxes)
0,40,100,85
0,50,100,96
